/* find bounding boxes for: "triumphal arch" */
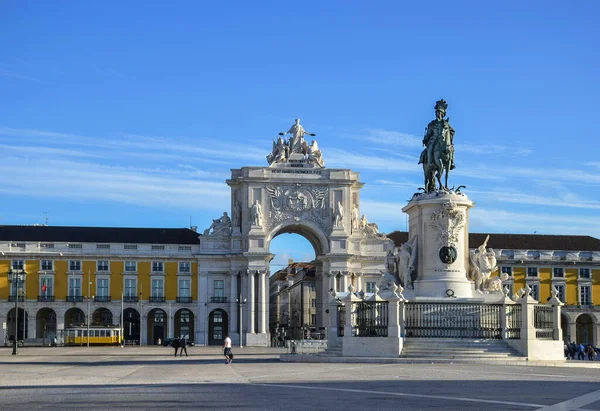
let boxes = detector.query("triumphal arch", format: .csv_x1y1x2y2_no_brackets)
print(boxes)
197,119,391,346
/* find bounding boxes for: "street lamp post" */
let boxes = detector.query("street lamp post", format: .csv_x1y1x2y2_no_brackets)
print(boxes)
7,268,27,355
86,272,92,348
236,295,247,348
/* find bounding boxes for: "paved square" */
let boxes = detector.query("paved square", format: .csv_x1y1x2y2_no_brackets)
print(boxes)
1,346,599,410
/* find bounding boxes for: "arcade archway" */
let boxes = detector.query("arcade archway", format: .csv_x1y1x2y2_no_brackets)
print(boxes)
208,309,228,345
92,308,113,326
147,308,167,345
123,308,140,344
36,308,57,343
576,313,594,345
65,308,85,327
7,308,28,341
175,309,194,340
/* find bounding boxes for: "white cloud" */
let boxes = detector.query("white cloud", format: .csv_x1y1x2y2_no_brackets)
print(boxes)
0,158,231,211
469,208,600,238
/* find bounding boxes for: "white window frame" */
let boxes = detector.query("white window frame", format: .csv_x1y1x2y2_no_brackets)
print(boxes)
501,266,513,277
69,260,82,272
528,282,540,301
40,259,54,271
12,259,25,270
579,268,591,279
213,280,225,298
97,260,110,272
366,282,376,293
151,278,164,298
96,277,110,297
124,261,137,273
178,278,191,298
552,267,565,278
68,276,83,297
178,261,191,274
526,267,539,278
124,277,137,298
553,283,566,304
579,284,592,306
151,261,164,273
39,274,54,296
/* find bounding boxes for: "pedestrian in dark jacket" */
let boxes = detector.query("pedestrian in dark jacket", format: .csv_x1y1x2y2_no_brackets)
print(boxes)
179,336,188,357
172,337,180,357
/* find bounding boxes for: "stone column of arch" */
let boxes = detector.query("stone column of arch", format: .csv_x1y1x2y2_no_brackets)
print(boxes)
327,271,337,293
354,272,364,292
168,308,175,338
198,272,209,345
229,271,238,342
246,270,255,334
258,270,267,334
340,271,350,293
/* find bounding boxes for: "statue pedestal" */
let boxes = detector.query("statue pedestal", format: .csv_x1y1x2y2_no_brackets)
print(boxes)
402,191,474,299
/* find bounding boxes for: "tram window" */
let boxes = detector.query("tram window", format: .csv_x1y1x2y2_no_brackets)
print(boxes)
77,330,83,337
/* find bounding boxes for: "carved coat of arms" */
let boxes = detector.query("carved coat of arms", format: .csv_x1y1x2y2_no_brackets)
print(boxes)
429,201,464,247
266,184,328,229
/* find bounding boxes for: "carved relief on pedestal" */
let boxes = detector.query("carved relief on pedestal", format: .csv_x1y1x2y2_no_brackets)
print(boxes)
429,201,464,248
265,184,329,230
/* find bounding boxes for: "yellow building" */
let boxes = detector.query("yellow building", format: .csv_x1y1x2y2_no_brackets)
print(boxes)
0,225,204,345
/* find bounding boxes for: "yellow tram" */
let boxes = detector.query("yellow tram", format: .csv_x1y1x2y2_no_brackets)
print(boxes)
64,326,124,346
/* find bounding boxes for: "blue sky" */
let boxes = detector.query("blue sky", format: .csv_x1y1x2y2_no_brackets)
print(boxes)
1,1,599,270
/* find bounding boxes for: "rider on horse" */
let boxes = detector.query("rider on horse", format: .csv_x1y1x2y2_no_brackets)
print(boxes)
418,99,456,192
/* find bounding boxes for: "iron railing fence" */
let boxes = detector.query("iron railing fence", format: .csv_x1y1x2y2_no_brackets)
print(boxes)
337,305,345,337
534,305,554,340
352,301,389,337
505,304,522,339
406,302,502,339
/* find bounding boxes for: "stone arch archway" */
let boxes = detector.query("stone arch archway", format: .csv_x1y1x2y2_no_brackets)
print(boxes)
208,309,228,346
123,308,140,344
64,308,85,328
36,308,57,343
199,161,390,346
175,309,195,341
7,308,28,341
93,308,113,326
147,308,167,345
575,313,595,345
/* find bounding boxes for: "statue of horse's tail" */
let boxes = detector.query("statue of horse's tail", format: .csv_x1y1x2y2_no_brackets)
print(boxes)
418,149,427,165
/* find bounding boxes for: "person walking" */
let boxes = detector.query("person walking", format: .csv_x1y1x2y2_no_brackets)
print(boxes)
172,336,180,357
578,343,585,360
179,335,188,357
223,334,233,364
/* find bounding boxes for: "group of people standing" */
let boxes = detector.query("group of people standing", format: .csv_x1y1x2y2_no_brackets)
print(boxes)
565,342,597,360
170,336,189,357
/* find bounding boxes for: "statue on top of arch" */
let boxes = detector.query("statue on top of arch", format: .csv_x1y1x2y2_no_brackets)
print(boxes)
266,118,325,168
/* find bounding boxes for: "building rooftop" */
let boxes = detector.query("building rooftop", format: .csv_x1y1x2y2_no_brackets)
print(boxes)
387,231,600,252
0,225,200,245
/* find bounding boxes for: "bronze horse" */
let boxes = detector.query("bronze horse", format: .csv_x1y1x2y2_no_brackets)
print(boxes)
419,126,454,192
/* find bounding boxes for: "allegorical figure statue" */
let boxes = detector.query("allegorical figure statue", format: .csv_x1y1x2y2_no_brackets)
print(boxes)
351,203,360,232
250,200,263,226
204,212,232,236
418,99,456,192
396,237,418,289
280,118,316,154
232,201,240,228
469,235,498,292
267,136,289,165
333,201,344,227
306,140,324,167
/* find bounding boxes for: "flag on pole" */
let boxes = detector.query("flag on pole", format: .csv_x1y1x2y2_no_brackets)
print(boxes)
42,272,47,293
